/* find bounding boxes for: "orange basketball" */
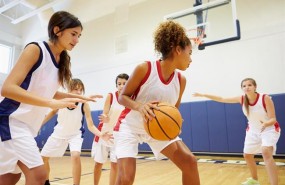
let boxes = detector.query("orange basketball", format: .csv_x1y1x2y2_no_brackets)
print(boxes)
144,102,183,141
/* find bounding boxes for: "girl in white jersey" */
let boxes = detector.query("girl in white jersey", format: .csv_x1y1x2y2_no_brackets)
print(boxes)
113,21,200,185
0,11,101,185
193,78,281,185
41,79,112,185
92,73,129,185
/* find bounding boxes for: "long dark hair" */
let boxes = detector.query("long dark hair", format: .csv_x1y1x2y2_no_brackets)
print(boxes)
241,78,257,116
48,11,83,87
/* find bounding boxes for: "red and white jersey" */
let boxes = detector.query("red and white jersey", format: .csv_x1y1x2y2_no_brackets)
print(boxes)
242,93,280,133
94,91,124,144
114,61,181,133
101,91,124,133
0,41,60,141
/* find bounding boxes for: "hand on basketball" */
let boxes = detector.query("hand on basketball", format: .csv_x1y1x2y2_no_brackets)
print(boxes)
138,102,159,122
99,114,110,123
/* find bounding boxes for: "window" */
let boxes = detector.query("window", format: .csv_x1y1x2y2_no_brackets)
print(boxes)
0,43,13,74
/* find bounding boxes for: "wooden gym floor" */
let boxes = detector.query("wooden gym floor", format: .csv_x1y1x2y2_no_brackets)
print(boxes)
17,152,285,185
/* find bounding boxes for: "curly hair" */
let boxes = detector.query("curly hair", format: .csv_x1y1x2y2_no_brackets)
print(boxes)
153,20,190,60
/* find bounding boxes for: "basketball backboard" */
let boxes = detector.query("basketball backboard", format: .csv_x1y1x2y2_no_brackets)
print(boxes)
164,0,240,50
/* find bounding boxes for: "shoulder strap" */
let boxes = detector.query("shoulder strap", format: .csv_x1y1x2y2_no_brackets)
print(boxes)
109,93,113,106
262,94,267,112
81,103,85,115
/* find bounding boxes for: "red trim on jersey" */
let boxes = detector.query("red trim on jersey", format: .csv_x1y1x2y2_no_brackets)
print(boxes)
262,94,267,112
249,93,259,106
109,93,113,105
274,122,280,132
94,121,104,142
156,60,174,85
130,61,151,101
141,61,151,85
113,108,131,131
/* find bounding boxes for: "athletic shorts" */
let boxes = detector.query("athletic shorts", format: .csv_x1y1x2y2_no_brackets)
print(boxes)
243,128,281,154
0,136,43,175
41,134,83,157
113,130,181,159
91,140,117,163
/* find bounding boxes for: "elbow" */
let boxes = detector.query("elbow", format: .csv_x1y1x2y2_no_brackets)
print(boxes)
1,84,10,98
118,94,124,105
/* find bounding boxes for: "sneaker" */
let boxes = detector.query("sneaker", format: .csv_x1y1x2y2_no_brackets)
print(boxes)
241,178,260,185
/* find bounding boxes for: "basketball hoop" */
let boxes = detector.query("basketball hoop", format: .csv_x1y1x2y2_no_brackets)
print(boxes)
187,28,206,50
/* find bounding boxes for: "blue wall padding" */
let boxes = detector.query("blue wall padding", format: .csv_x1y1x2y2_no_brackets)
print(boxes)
224,103,247,153
189,102,210,152
206,102,228,152
271,94,285,154
36,94,285,155
179,103,193,150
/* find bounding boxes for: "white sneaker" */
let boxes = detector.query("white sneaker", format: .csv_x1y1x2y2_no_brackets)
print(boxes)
241,178,260,185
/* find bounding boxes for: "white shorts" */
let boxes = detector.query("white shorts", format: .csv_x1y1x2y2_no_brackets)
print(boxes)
113,131,181,160
91,140,117,163
0,136,43,175
244,129,281,154
41,134,83,157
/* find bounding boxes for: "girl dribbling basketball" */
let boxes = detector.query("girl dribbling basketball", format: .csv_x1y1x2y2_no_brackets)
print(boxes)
113,20,200,185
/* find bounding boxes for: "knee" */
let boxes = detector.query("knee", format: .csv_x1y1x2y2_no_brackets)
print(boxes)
176,153,198,171
33,170,47,184
243,153,253,160
262,147,273,162
117,171,135,185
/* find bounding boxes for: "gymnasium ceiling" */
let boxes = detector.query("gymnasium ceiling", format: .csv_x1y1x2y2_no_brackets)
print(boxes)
0,0,148,25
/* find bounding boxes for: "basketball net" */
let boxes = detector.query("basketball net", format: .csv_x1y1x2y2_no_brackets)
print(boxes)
187,27,206,50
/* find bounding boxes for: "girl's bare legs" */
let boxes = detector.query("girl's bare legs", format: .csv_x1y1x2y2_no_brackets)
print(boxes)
243,153,258,180
161,140,200,185
115,158,136,185
94,162,103,185
109,162,118,185
0,173,21,185
71,151,81,185
262,146,278,185
18,161,46,185
42,156,50,181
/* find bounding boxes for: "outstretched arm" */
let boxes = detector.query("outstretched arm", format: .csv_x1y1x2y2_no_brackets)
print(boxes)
84,102,113,141
193,92,241,104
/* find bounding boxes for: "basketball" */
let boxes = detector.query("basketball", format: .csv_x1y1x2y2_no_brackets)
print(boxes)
144,102,183,141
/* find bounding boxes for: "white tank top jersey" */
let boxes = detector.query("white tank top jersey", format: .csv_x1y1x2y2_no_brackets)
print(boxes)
242,93,280,133
0,41,60,141
52,103,85,139
114,61,181,134
94,91,124,143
